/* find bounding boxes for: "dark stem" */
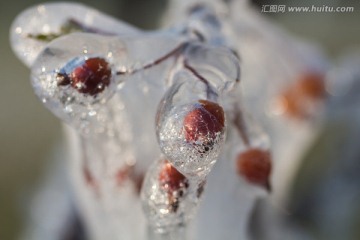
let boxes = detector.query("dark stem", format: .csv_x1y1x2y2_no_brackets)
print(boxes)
232,50,241,83
190,29,205,42
232,107,250,146
113,39,231,101
180,28,205,42
116,43,187,75
183,60,218,100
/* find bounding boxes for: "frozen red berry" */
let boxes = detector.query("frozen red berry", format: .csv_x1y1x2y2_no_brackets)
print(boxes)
158,160,189,212
159,161,188,193
277,72,326,119
236,148,271,191
278,90,307,119
183,100,224,145
297,72,326,99
57,57,111,96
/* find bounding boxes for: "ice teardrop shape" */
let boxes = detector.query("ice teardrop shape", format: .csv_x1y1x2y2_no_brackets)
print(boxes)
31,33,125,124
156,76,226,178
10,2,139,67
141,158,205,232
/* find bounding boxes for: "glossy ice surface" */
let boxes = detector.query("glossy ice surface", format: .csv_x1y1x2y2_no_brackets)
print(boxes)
11,0,346,240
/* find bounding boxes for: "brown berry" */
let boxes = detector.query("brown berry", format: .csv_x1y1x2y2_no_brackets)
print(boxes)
183,100,225,144
279,90,307,119
159,161,188,193
297,72,326,99
57,57,111,96
277,71,326,119
236,148,272,191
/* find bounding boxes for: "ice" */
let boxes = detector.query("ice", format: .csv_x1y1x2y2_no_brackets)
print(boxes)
30,33,123,135
194,144,259,240
141,158,205,233
30,31,183,136
183,4,226,46
10,2,139,67
216,1,330,203
224,86,271,149
158,103,224,177
192,102,273,239
156,73,227,178
183,43,239,92
53,32,185,240
65,125,147,240
162,0,331,238
11,0,341,239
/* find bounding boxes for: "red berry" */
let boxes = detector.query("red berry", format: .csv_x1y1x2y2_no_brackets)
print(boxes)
297,72,326,99
159,160,188,193
183,100,224,145
236,148,271,191
158,161,189,213
57,57,111,96
279,90,307,119
277,71,326,119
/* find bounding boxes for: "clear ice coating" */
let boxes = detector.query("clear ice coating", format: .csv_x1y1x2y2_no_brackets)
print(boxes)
141,158,205,232
31,33,121,121
11,0,354,239
195,137,260,240
10,2,139,67
183,43,240,92
156,72,227,178
29,33,137,139
30,31,184,136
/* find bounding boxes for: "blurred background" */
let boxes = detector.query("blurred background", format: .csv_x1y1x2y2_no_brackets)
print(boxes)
0,0,359,239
